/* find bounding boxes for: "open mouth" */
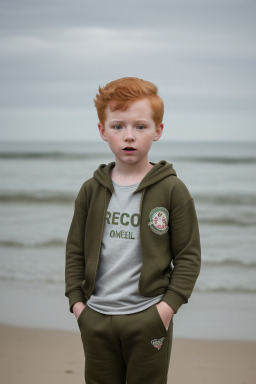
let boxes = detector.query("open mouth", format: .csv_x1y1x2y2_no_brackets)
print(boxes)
123,147,136,151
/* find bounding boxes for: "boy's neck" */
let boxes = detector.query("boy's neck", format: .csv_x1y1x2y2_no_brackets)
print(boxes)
111,159,153,186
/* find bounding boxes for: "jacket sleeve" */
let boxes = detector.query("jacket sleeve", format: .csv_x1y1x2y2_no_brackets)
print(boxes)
65,186,87,312
162,179,201,313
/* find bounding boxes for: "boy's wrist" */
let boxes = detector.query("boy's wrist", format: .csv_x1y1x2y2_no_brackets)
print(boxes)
157,301,174,316
73,302,86,320
68,290,86,313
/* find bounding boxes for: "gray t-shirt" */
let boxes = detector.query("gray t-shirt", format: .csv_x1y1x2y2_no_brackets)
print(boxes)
87,181,163,314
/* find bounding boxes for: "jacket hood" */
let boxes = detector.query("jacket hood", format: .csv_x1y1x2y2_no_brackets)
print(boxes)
93,161,177,193
93,162,116,193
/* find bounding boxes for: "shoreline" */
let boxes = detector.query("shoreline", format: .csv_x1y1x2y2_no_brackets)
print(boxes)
1,282,256,341
1,323,256,384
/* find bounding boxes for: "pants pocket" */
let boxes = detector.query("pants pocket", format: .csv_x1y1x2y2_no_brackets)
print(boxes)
77,305,88,328
152,305,170,334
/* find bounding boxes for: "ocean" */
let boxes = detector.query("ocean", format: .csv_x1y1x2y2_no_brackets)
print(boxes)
0,140,256,340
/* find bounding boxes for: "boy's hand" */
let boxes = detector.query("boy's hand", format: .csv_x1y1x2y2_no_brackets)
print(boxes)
156,301,174,331
73,302,86,320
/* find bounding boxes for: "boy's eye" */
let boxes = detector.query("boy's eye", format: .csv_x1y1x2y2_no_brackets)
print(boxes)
113,125,122,130
137,125,145,130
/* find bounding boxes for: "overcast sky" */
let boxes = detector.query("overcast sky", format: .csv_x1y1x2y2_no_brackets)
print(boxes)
0,0,255,142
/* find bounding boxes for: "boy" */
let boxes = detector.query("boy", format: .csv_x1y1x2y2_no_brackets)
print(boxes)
65,77,201,384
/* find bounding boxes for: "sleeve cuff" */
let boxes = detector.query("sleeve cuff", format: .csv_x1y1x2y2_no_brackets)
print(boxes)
161,289,188,313
66,289,86,313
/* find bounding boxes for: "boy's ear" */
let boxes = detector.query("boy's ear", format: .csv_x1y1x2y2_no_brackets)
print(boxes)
98,123,108,141
153,123,164,141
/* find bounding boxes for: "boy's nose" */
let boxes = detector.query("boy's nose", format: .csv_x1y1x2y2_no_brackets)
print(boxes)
124,128,135,142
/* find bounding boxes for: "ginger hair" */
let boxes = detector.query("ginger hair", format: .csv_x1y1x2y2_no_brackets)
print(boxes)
94,77,164,127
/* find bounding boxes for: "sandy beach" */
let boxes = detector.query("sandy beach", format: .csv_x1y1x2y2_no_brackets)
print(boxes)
1,323,256,384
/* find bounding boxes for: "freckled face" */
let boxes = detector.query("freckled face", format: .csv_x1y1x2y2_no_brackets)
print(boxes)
98,98,163,166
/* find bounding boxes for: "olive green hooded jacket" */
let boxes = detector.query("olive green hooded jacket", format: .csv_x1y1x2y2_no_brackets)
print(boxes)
65,161,201,313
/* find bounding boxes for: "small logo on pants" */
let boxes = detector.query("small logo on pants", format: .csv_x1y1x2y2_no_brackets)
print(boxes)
151,337,165,350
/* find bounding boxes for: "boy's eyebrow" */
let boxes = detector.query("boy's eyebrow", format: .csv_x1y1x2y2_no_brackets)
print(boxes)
109,119,150,124
134,120,149,124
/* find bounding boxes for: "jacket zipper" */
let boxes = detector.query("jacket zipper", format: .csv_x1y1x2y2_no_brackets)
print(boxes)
138,188,145,294
88,187,107,298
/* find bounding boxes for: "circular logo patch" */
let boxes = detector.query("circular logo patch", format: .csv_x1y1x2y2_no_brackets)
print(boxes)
148,207,169,235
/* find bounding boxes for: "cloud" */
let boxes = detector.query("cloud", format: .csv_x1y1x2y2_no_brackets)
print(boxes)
0,0,255,140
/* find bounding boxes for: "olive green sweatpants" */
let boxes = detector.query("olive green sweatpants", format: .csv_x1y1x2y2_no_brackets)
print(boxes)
77,305,173,384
